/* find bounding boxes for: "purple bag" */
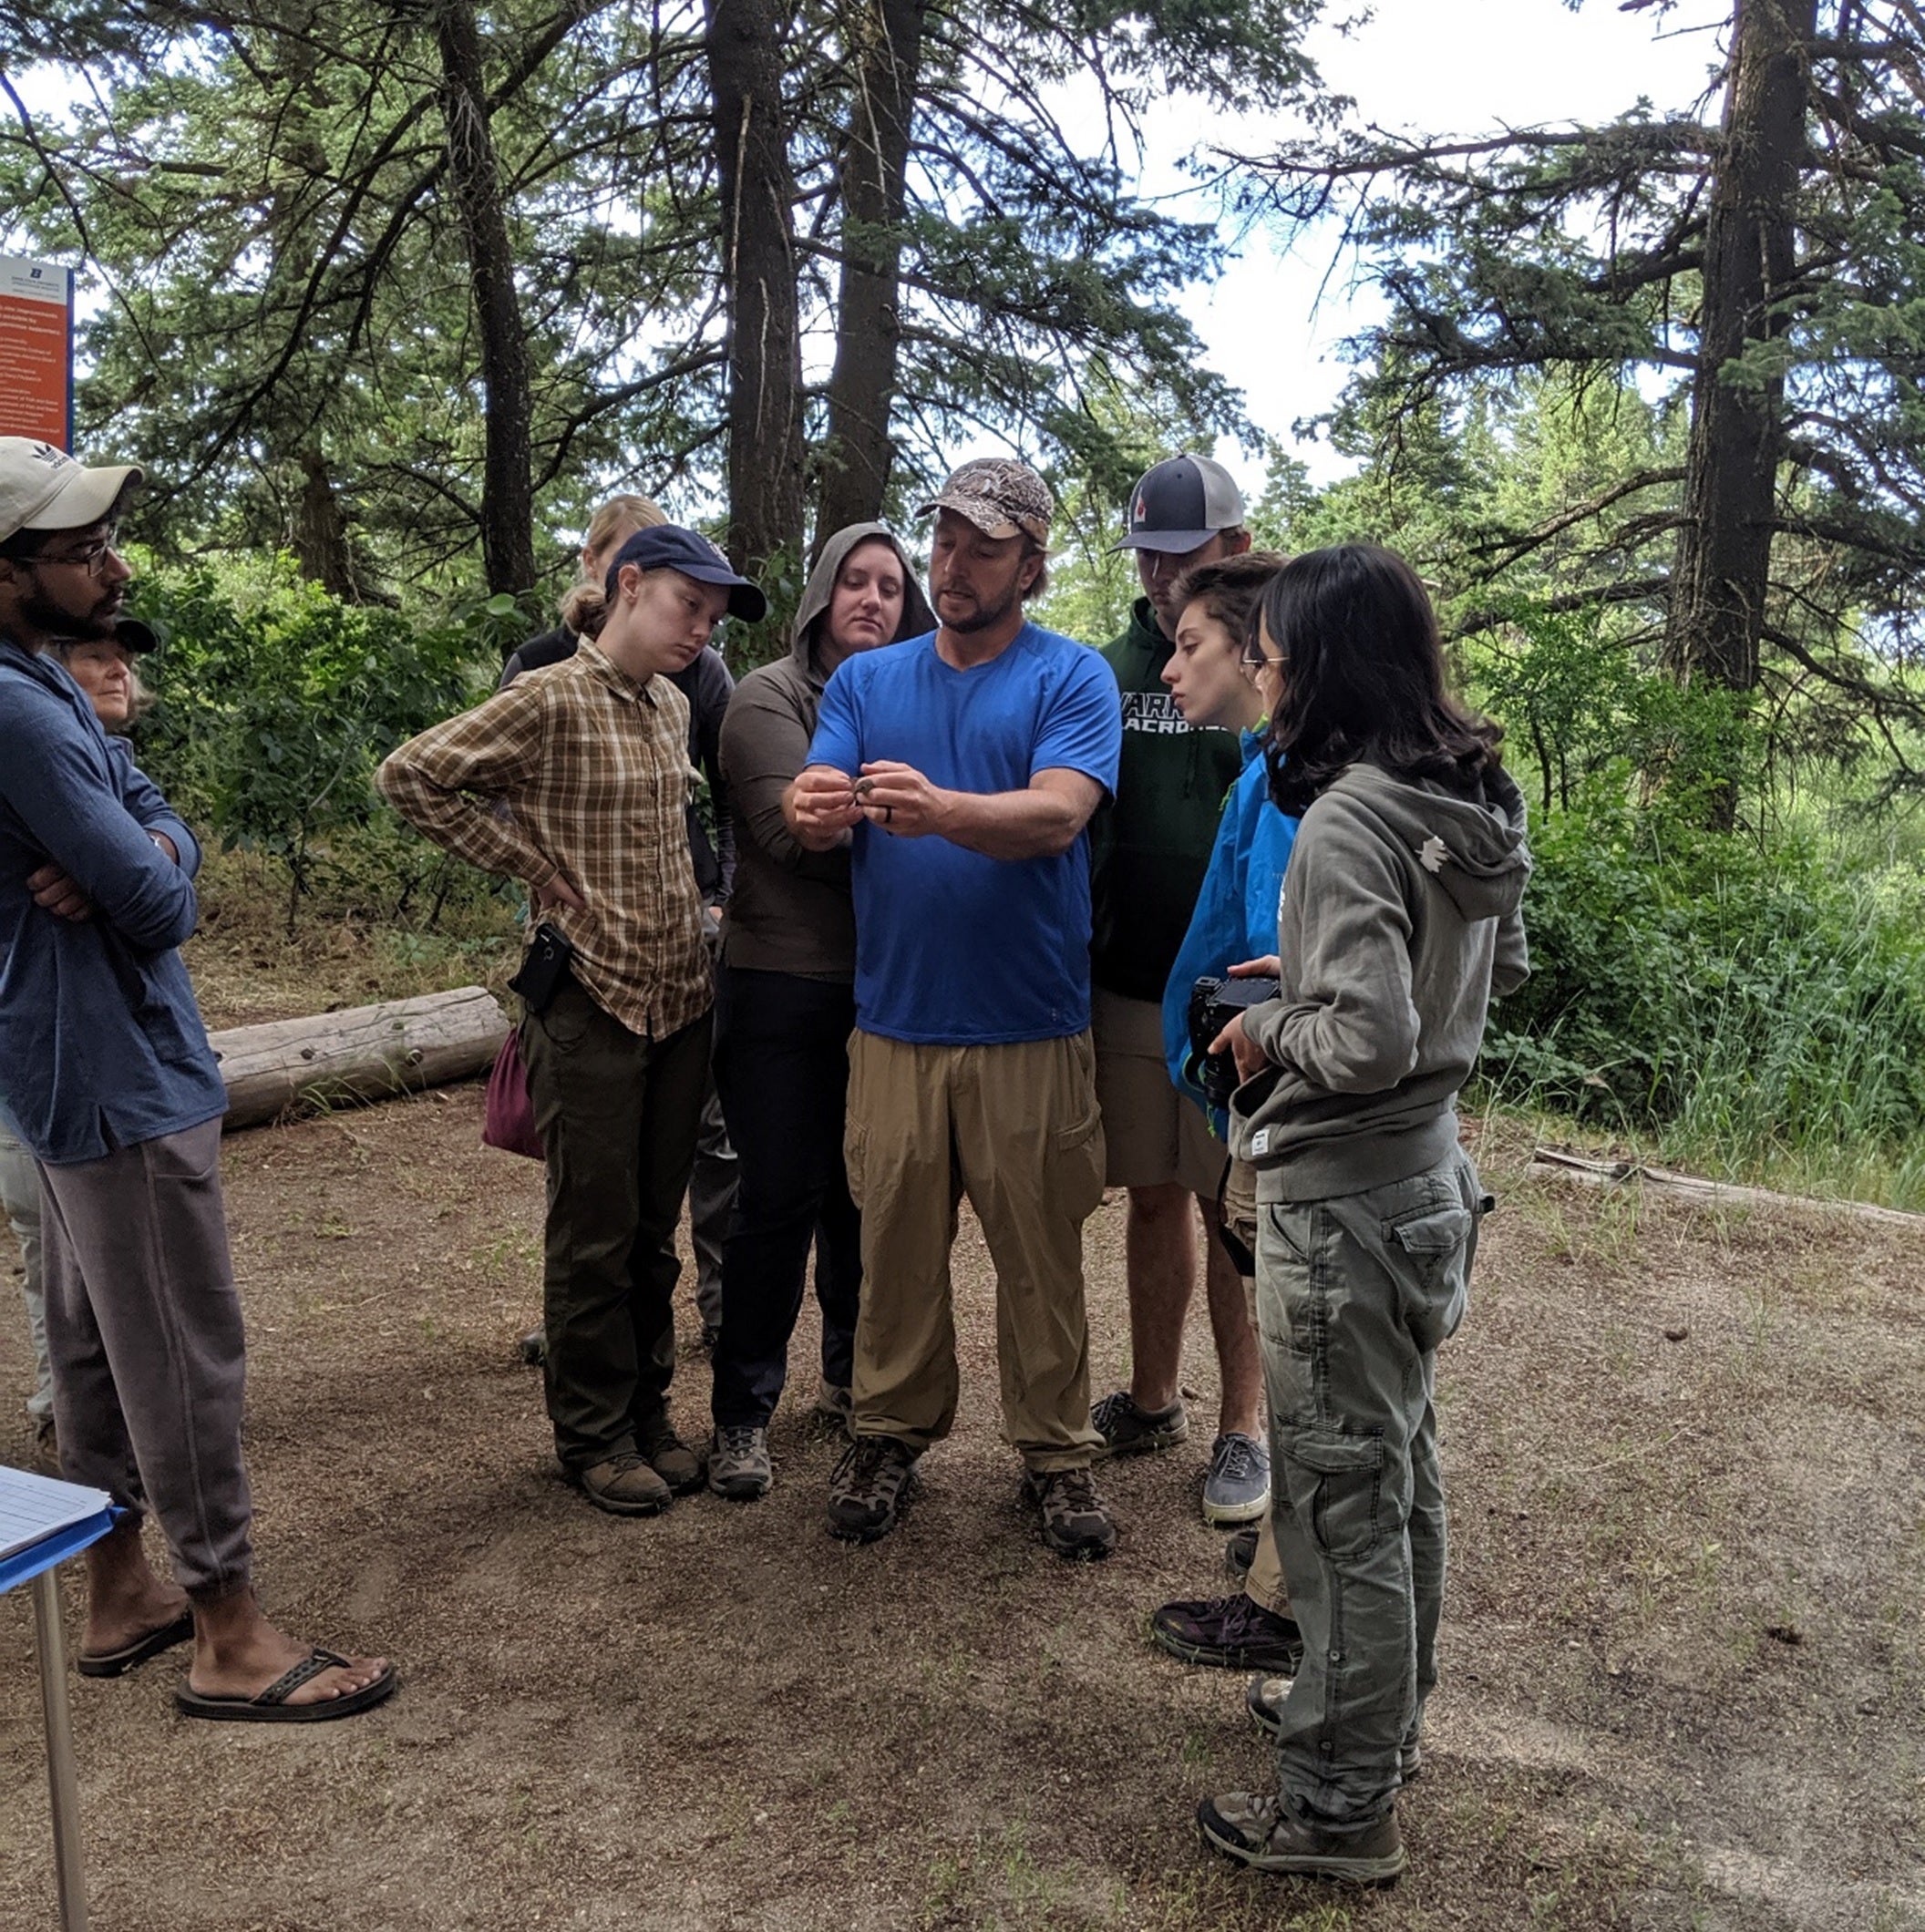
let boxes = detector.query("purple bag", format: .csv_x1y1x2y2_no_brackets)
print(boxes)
482,1029,543,1160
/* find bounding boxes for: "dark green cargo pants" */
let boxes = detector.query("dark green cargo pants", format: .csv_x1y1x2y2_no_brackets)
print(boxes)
520,978,713,1469
1254,1146,1485,1830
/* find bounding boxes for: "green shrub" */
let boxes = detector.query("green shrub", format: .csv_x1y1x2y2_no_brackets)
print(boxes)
1483,782,1925,1186
128,558,514,926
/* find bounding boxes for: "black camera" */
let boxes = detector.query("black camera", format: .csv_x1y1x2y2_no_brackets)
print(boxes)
1185,973,1281,1109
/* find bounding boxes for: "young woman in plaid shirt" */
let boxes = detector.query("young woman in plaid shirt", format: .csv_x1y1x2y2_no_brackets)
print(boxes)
382,527,766,1516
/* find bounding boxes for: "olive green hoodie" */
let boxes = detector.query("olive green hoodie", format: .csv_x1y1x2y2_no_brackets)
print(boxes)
717,523,933,981
1229,762,1531,1201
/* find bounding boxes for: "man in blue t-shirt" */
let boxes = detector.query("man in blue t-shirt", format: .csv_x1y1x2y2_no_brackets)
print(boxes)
788,457,1123,1560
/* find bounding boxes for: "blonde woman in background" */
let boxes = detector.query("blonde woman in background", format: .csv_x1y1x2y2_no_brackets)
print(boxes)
500,496,741,1361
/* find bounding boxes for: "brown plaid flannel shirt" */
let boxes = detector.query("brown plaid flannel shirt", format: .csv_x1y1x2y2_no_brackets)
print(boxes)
379,642,710,1040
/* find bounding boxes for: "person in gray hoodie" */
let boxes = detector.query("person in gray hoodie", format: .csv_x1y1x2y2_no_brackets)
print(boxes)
1194,545,1529,1886
705,523,933,1499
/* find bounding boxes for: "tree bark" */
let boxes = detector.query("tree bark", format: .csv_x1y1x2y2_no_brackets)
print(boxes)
1666,0,1814,699
704,0,807,573
813,0,925,557
292,447,361,600
435,0,537,596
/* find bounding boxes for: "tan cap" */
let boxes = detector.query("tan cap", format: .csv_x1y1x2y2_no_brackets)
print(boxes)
0,437,142,544
917,457,1052,547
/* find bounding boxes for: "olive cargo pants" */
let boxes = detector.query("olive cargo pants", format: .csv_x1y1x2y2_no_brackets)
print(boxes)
520,979,713,1469
1254,1146,1485,1829
842,1029,1107,1474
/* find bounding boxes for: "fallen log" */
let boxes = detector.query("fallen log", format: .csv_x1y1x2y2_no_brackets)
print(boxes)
1528,1147,1925,1228
207,985,510,1131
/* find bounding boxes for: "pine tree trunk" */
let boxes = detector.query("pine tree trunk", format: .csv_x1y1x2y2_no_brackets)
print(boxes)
813,0,925,557
1666,0,1813,704
435,0,536,597
292,447,361,600
705,0,807,573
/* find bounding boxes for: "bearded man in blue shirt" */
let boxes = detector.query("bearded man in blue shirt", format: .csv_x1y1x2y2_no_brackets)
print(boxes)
0,437,393,1722
788,457,1123,1560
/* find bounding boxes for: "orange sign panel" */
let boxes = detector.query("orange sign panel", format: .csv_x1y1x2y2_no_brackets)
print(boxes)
0,257,74,450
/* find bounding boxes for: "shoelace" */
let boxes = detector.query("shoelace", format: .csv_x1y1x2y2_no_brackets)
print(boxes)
715,1426,761,1457
833,1437,898,1491
1210,1434,1267,1485
1045,1468,1101,1513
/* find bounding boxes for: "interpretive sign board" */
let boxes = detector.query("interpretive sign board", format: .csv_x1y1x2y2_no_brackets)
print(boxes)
0,256,75,449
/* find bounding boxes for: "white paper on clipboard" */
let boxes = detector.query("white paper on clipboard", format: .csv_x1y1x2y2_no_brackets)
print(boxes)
0,1464,113,1564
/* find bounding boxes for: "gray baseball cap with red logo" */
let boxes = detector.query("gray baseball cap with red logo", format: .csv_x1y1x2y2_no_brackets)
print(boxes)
1113,453,1245,555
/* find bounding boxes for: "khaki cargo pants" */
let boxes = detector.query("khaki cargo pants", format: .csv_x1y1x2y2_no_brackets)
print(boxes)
843,1029,1107,1474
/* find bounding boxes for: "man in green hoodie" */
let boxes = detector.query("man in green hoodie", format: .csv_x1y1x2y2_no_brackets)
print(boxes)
1087,454,1265,1527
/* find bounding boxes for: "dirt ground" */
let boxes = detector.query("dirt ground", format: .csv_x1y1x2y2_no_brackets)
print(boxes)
2,1093,1921,1932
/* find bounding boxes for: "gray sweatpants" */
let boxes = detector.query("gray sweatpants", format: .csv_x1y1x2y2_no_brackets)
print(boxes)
1255,1146,1484,1830
38,1116,253,1598
0,1119,52,1424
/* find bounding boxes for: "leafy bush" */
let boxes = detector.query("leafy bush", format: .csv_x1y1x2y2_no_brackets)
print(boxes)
128,558,512,925
1482,781,1925,1184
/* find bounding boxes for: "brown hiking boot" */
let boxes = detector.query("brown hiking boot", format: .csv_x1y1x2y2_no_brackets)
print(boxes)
572,1453,672,1516
1024,1466,1117,1561
1197,1792,1405,1885
636,1414,705,1495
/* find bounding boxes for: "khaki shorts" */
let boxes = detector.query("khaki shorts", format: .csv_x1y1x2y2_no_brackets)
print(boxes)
1092,987,1227,1200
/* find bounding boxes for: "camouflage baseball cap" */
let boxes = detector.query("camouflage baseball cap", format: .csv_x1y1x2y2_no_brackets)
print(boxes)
918,457,1052,547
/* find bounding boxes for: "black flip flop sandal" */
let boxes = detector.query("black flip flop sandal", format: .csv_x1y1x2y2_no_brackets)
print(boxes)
77,1610,195,1680
174,1648,397,1724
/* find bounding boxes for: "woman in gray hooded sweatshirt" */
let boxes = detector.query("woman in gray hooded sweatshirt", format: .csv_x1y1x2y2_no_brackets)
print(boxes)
1196,545,1530,1887
705,524,933,1500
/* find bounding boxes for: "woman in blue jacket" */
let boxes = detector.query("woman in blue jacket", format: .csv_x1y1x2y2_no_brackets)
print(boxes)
1145,551,1309,1681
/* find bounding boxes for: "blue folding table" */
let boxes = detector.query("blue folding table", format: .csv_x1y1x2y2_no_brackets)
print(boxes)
2,1465,118,1932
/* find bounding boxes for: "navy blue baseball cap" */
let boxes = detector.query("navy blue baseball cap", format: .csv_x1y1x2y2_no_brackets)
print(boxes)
1112,454,1247,554
604,523,768,622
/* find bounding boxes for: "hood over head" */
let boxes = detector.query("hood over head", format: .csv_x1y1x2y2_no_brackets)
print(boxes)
792,523,933,681
1328,761,1531,924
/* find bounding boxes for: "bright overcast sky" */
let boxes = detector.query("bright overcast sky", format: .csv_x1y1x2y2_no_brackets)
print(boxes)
1141,0,1732,489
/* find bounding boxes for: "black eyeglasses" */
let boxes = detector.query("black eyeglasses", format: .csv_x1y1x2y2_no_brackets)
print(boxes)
26,528,121,576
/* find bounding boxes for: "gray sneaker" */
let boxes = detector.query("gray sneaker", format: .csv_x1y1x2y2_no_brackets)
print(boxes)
1245,1675,1422,1782
1024,1466,1117,1561
1090,1390,1189,1459
707,1425,771,1501
1197,1791,1405,1885
1202,1431,1271,1526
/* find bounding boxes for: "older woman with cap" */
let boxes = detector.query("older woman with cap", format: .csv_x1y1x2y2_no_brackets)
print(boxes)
381,525,767,1518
